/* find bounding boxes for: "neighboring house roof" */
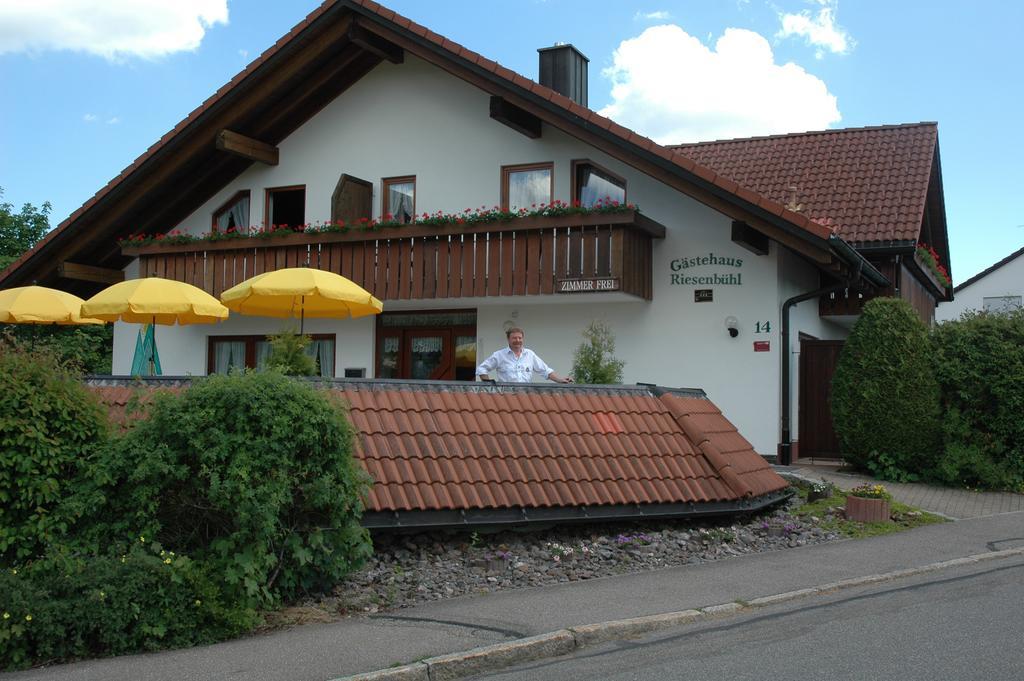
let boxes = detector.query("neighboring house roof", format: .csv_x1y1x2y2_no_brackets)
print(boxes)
672,123,948,250
0,0,884,293
86,377,790,529
953,244,1024,293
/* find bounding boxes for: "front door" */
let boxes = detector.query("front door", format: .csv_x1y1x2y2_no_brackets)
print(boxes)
798,339,845,460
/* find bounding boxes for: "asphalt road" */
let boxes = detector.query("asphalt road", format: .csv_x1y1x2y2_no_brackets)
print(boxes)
474,556,1024,681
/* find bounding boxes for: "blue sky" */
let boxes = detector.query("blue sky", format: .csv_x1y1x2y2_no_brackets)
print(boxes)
1,0,1020,283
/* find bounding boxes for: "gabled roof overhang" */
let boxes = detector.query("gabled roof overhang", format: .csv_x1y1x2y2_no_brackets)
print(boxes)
0,0,886,294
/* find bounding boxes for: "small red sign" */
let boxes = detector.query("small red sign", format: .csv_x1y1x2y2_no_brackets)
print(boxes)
753,341,770,352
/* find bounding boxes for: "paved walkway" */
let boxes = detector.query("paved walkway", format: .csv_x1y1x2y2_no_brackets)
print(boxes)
781,464,1024,519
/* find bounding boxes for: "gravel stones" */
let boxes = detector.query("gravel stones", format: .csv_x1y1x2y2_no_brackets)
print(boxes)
320,499,842,616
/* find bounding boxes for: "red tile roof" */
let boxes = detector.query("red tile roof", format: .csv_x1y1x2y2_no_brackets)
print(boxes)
87,378,789,524
671,123,939,245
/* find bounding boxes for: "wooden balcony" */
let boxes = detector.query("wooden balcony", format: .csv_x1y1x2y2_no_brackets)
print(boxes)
121,210,665,302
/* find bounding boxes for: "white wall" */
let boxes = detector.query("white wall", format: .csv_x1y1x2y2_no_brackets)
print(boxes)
113,54,846,456
936,252,1024,321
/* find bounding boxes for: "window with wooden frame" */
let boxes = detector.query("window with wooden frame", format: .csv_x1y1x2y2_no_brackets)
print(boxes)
382,176,416,223
212,190,251,232
265,185,305,229
208,334,336,377
501,162,553,211
571,160,626,208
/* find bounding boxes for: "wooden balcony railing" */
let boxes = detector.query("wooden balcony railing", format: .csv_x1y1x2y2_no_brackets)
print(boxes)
121,210,665,302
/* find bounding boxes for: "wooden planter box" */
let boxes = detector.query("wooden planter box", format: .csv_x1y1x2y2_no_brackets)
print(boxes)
845,495,891,523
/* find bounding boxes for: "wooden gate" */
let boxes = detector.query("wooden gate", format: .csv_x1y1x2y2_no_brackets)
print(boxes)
798,339,844,460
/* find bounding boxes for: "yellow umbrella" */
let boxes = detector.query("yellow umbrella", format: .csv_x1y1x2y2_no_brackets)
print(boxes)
0,286,105,325
220,267,382,333
81,277,229,325
81,277,229,376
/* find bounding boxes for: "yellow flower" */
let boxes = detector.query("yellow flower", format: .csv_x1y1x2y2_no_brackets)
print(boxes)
121,555,127,563
194,600,202,607
2,612,9,619
99,591,106,600
10,569,17,575
25,615,32,622
163,558,172,564
139,535,146,543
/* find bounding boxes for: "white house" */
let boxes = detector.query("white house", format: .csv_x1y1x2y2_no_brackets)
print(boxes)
937,246,1024,321
0,0,953,464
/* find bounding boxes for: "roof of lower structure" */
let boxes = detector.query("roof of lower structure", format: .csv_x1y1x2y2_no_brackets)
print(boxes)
0,0,889,294
953,244,1024,293
86,377,790,529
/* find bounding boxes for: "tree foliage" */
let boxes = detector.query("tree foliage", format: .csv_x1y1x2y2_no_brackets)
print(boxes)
0,188,50,270
571,320,625,384
831,298,942,476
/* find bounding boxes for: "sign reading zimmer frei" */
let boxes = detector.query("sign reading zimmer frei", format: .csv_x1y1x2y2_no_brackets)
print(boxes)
669,252,744,286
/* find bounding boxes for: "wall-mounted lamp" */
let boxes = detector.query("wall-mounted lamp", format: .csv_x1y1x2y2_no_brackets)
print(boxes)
725,316,739,338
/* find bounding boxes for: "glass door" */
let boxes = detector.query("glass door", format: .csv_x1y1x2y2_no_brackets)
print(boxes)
406,330,452,380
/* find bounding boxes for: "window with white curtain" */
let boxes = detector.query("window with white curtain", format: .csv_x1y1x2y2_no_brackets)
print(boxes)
383,176,415,223
213,191,250,232
502,163,553,211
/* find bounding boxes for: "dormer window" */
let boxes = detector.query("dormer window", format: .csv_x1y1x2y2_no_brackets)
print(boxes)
213,191,250,232
573,160,626,208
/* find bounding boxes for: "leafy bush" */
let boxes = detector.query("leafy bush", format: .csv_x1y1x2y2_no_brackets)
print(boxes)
0,344,107,565
571,320,625,384
831,298,941,475
264,326,317,376
930,310,1024,490
0,540,256,671
79,371,372,608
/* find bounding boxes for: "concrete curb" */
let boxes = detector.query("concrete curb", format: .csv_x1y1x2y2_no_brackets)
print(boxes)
331,547,1024,681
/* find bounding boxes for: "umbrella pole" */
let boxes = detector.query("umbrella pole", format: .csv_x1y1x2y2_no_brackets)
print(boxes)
149,316,156,376
300,295,305,335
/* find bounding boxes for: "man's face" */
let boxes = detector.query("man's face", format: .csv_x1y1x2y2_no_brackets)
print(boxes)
508,331,524,352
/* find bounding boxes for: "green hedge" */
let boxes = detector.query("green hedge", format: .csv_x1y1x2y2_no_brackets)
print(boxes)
831,298,942,477
930,310,1024,489
0,344,107,564
79,371,373,608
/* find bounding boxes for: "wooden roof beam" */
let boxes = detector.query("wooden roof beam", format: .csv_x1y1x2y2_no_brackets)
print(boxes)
215,129,279,165
58,261,125,284
349,22,403,64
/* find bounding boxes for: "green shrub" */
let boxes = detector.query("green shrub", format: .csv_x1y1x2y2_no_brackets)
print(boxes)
930,310,1024,490
0,344,108,565
0,540,256,670
571,320,625,384
264,326,317,376
831,298,941,475
79,371,372,608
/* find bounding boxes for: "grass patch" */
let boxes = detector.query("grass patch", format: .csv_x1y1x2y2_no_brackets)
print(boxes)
794,491,947,539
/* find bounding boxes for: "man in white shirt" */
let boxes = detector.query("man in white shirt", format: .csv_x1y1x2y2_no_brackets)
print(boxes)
476,327,573,383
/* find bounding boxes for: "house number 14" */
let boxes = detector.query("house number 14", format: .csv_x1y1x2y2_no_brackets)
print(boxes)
755,321,772,333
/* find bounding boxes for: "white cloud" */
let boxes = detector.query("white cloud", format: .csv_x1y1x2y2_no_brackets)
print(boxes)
634,10,671,21
238,48,249,59
106,117,121,125
599,25,840,144
777,0,854,58
83,113,97,122
0,0,228,60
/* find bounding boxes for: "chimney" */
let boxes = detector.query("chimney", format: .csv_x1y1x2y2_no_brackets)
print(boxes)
538,43,589,107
